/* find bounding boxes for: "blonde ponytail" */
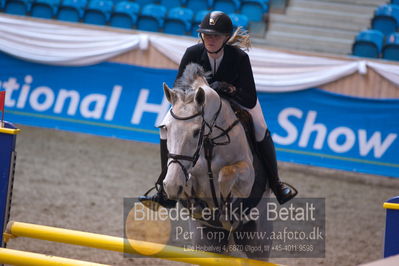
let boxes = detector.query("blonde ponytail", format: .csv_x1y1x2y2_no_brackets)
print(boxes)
227,27,251,51
197,27,252,51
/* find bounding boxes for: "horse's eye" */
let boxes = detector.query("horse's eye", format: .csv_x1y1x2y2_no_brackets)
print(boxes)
193,128,200,138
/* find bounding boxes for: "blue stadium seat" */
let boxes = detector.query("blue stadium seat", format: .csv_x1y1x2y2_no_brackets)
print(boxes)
382,32,399,61
4,0,30,15
240,0,269,22
391,4,399,22
159,0,182,10
352,29,384,58
229,13,248,29
57,0,87,22
30,0,60,19
137,4,167,32
135,0,157,7
392,0,399,5
164,6,193,35
191,9,208,36
109,1,139,29
185,0,212,12
371,4,399,36
83,0,113,25
213,0,240,14
1,0,6,9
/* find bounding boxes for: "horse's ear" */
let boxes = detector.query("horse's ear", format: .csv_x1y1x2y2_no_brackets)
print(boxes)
195,87,205,106
163,82,175,104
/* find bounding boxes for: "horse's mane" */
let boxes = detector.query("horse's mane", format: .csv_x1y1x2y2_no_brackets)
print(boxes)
174,63,210,94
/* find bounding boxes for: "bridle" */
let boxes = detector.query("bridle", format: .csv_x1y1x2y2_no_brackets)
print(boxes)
168,98,221,177
167,97,240,208
168,105,208,179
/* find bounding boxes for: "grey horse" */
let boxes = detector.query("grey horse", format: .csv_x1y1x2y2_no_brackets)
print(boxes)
161,63,272,259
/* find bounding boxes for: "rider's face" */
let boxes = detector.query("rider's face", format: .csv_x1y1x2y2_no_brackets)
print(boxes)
202,33,229,54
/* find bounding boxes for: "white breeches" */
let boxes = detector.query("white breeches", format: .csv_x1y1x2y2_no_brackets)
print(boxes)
243,99,267,142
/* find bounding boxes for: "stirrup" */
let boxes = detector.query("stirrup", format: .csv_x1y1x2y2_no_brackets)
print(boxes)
275,182,298,205
139,186,162,211
139,185,177,211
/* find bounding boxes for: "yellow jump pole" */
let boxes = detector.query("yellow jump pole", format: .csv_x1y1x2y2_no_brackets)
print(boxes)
4,221,278,266
0,247,108,266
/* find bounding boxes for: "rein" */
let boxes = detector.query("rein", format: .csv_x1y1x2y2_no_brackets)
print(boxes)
167,98,240,208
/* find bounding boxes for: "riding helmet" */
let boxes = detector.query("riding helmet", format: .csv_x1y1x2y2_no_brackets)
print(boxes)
197,11,233,36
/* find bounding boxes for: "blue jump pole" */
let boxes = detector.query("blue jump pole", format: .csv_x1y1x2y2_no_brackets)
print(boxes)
0,122,20,247
383,196,399,258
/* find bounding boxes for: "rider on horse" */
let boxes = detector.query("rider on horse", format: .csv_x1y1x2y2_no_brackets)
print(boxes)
139,11,297,208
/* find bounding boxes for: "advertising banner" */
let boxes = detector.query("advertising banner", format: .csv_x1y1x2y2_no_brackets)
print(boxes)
259,90,399,178
0,52,175,143
1,52,398,178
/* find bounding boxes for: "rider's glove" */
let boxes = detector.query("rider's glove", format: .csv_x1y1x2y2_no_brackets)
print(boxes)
210,81,237,98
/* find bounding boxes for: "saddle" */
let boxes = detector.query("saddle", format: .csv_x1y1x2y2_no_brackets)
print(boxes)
228,101,257,155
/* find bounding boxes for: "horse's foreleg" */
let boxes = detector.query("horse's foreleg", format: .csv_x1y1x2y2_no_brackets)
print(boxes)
218,161,254,199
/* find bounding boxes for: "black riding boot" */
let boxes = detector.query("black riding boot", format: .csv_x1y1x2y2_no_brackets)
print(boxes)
138,139,177,210
259,129,297,204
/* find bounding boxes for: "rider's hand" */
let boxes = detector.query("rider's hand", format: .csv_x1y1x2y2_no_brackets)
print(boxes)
210,81,237,97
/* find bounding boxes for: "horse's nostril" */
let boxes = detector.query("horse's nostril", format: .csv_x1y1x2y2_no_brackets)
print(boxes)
177,185,183,196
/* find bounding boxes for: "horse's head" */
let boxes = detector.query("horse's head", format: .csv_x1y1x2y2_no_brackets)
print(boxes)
162,82,207,200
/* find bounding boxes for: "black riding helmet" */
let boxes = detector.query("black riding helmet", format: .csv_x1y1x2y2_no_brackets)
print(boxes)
197,11,233,54
197,11,233,37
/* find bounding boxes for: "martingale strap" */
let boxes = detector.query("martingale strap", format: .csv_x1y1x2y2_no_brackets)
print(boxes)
212,119,240,144
203,138,218,208
203,117,240,208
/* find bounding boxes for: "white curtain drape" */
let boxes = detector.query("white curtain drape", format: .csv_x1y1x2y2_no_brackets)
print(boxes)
1,15,399,92
0,16,148,65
